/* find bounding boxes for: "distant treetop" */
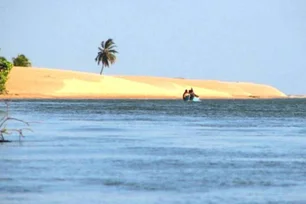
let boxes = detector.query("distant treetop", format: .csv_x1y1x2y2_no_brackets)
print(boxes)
12,54,32,67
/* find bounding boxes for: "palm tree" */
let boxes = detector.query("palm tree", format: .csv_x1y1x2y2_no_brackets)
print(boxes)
95,39,118,75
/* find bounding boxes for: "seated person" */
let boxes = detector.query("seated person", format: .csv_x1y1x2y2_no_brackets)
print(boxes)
188,88,199,100
182,89,190,101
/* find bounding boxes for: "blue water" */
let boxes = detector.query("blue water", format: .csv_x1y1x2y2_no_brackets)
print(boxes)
0,99,306,204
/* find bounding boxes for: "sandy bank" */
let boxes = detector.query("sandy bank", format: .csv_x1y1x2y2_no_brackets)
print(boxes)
1,66,286,99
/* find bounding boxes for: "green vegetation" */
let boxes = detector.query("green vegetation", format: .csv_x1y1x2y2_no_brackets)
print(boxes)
0,56,13,94
12,54,32,67
95,38,118,75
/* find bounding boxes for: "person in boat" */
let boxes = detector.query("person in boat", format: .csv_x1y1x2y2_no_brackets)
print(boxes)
182,89,190,101
188,88,199,100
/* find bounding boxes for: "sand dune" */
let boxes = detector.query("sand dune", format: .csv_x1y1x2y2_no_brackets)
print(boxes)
1,66,286,99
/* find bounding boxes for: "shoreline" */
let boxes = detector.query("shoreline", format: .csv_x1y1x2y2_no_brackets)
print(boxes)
0,93,288,100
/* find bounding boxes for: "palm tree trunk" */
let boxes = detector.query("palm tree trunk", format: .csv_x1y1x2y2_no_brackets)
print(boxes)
100,65,104,75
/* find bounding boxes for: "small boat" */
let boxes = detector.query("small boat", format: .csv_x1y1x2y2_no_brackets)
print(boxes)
192,97,201,102
183,95,201,102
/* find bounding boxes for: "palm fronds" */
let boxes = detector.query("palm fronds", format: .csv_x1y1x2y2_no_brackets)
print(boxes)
95,38,118,75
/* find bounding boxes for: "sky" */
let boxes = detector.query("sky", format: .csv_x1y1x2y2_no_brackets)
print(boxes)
0,0,305,94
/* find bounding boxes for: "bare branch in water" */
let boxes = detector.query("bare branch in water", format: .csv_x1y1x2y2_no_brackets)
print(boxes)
0,100,32,142
7,117,30,126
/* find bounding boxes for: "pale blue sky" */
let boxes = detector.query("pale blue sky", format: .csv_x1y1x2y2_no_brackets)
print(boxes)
0,0,305,94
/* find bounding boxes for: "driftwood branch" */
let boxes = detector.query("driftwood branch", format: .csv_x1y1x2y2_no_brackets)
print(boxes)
0,100,32,142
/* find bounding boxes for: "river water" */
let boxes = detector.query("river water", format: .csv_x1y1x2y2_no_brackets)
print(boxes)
0,99,305,204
